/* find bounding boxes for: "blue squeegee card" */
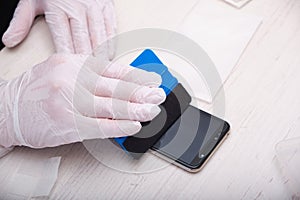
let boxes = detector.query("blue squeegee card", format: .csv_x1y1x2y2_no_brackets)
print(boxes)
114,49,179,151
130,49,178,95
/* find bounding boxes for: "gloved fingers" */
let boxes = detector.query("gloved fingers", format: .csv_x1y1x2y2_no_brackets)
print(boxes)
76,116,142,140
87,5,109,56
104,63,163,87
103,1,117,60
79,97,161,122
77,66,165,104
69,12,92,54
2,0,37,48
45,10,74,53
92,76,166,104
86,58,162,87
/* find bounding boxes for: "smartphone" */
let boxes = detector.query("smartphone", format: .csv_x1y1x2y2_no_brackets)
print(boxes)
151,105,230,173
113,49,230,172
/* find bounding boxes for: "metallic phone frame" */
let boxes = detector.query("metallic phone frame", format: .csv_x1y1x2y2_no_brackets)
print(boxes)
150,130,230,173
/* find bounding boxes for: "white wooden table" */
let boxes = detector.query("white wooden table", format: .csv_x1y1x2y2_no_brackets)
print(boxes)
0,0,300,199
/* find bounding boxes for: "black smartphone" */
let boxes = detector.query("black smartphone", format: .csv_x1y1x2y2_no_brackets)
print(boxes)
151,105,230,172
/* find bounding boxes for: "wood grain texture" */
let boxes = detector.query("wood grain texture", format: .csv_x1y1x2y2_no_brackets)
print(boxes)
0,0,300,199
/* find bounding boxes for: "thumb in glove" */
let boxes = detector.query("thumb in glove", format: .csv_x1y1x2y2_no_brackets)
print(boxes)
2,0,40,48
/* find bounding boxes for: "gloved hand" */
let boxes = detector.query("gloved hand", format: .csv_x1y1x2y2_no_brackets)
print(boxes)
0,54,166,149
2,0,116,57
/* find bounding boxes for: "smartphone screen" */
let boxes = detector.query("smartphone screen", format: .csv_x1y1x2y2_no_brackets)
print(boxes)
151,105,230,171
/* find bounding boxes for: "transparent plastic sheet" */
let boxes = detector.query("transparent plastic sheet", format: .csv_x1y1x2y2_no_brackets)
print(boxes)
275,137,300,198
179,0,262,102
0,156,61,199
223,0,253,8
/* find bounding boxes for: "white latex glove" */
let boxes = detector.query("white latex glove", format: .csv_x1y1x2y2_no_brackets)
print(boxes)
2,0,116,57
0,54,166,149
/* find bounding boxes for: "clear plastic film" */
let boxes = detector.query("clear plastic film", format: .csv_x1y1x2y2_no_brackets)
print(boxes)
0,155,61,199
275,137,300,198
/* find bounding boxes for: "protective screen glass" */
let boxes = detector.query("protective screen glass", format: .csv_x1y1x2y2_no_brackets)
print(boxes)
152,106,229,169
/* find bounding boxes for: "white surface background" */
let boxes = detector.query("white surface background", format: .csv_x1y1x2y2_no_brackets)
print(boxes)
0,0,300,199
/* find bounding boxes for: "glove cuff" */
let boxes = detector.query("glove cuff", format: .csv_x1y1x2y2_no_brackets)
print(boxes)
0,146,14,158
0,78,22,148
0,80,13,147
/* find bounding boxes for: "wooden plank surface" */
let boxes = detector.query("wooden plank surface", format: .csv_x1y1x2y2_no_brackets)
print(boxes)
0,0,300,199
